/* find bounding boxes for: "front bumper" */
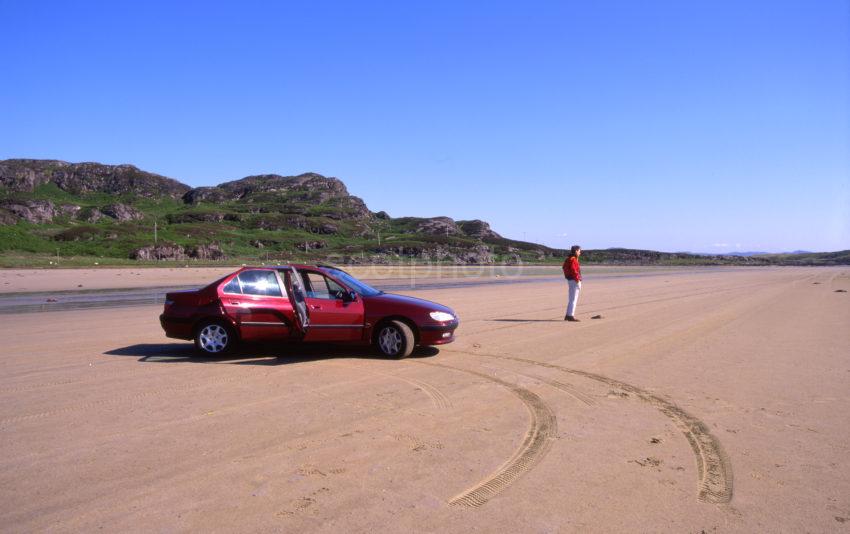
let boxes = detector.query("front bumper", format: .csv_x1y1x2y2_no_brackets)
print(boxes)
419,319,459,346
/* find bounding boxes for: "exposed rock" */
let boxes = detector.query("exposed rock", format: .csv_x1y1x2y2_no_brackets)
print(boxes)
455,243,494,264
458,219,502,239
59,204,81,218
256,204,307,215
183,173,352,205
0,200,83,224
101,203,143,221
1,200,59,223
0,159,190,198
129,243,225,261
82,208,105,223
375,211,390,220
130,244,187,261
314,222,339,234
181,187,228,205
350,222,374,237
414,216,462,236
320,196,372,220
188,244,225,260
166,211,230,224
295,240,327,251
252,214,308,231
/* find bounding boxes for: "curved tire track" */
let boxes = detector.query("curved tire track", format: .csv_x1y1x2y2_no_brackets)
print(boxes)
330,363,453,411
410,360,557,507
399,376,453,410
467,352,733,504
520,372,596,407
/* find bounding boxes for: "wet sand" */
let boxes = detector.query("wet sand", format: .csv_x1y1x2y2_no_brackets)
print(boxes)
1,267,848,532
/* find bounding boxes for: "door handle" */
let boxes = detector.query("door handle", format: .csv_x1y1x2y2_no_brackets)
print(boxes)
310,304,322,310
230,301,240,305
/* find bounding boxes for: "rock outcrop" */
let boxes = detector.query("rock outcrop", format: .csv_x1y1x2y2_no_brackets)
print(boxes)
183,173,367,207
295,240,327,251
129,243,225,261
166,211,241,224
458,219,502,239
101,203,144,221
0,199,80,223
0,159,190,198
414,217,462,236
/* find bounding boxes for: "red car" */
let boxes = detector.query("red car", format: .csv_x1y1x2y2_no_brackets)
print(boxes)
159,264,458,358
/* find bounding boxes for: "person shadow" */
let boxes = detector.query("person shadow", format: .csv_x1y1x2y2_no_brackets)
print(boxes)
104,342,440,366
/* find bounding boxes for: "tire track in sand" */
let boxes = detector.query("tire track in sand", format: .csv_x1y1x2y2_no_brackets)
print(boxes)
465,352,733,504
409,360,557,507
395,375,453,410
518,372,596,407
327,362,453,411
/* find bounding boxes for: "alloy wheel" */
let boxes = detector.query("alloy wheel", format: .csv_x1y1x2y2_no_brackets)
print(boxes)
378,326,402,356
199,324,229,353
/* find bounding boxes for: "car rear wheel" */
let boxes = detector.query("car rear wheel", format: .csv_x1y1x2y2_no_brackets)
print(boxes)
375,320,415,359
194,321,235,355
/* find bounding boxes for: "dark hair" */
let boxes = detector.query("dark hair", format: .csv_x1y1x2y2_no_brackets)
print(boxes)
569,245,581,257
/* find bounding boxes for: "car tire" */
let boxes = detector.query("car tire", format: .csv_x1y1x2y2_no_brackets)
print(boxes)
375,320,415,359
194,321,236,355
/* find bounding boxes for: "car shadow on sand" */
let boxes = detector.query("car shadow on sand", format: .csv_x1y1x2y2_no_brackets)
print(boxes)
104,342,439,366
489,318,564,322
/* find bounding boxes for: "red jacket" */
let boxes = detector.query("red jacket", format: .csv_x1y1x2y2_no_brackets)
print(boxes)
562,256,581,281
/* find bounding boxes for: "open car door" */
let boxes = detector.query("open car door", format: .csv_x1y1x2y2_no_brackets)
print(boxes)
282,268,309,334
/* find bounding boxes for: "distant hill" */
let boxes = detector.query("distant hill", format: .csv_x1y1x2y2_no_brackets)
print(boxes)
1,158,847,267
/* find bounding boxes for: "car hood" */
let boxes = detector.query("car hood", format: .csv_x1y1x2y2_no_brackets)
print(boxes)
366,292,455,315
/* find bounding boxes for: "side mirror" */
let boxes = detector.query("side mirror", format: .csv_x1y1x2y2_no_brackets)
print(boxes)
344,290,357,302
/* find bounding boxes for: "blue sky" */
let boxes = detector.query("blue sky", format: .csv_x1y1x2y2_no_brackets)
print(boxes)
1,0,848,252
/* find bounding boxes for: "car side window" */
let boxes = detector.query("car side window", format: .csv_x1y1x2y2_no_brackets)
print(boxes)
326,277,346,298
222,277,241,294
302,271,345,300
238,270,282,297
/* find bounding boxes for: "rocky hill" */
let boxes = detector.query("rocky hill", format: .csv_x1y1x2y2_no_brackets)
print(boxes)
1,159,846,267
0,159,557,265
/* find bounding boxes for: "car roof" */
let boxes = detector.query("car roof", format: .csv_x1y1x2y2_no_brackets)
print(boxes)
235,264,341,272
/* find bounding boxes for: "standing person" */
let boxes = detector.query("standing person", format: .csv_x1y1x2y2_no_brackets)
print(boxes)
563,245,582,321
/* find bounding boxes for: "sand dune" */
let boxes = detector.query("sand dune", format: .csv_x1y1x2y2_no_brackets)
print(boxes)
1,267,848,532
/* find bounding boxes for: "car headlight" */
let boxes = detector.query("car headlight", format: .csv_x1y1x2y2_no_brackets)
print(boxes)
429,311,455,322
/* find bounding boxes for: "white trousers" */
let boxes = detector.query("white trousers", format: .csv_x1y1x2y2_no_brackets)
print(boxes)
566,280,581,317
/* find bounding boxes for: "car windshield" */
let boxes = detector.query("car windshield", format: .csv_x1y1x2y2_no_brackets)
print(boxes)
323,268,383,297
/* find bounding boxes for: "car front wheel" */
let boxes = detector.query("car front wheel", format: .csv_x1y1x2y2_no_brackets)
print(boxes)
194,321,235,355
376,320,415,359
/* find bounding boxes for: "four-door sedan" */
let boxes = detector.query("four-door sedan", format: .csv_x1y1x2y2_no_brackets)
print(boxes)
159,264,459,358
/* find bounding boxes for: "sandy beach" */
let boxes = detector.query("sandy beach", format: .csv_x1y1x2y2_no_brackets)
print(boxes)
1,266,848,532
